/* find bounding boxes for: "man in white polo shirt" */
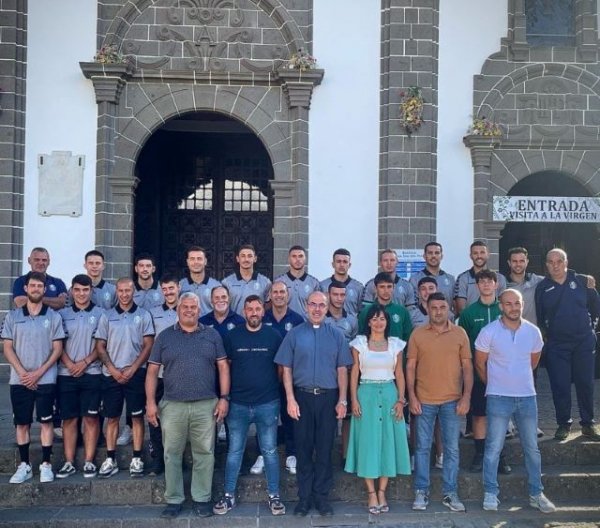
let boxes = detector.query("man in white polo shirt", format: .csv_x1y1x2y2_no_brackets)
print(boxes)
475,289,555,514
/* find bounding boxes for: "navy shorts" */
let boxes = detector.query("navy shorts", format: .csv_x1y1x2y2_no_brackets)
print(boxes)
10,384,56,426
471,379,487,417
58,374,101,420
101,369,146,419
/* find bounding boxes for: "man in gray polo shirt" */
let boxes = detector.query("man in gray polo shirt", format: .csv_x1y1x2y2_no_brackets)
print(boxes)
409,242,455,309
275,245,321,319
222,244,271,315
179,246,221,315
57,274,105,479
2,271,65,484
146,292,230,519
362,249,415,308
133,253,164,310
320,248,364,316
95,277,154,478
146,273,180,476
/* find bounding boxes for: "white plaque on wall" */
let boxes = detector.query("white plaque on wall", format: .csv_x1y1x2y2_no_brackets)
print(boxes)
38,151,85,217
493,196,600,223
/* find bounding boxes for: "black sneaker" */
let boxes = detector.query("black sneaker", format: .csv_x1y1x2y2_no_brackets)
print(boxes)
146,457,164,476
193,501,213,518
554,424,571,441
213,495,235,515
294,499,311,517
56,461,76,479
160,503,182,518
470,452,483,472
581,424,600,441
315,498,333,516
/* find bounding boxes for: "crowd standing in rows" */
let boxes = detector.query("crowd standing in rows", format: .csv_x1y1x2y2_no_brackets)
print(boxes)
2,241,599,519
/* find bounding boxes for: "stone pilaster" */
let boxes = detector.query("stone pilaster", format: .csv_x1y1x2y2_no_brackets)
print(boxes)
0,0,27,312
379,0,439,252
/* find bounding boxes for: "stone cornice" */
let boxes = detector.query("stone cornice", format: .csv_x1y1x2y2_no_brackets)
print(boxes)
463,135,502,168
80,62,135,104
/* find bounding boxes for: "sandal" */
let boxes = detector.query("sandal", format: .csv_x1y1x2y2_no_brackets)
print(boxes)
378,489,389,513
367,491,380,514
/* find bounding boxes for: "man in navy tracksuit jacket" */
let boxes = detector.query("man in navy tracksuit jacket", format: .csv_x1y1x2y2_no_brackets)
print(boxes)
535,249,600,441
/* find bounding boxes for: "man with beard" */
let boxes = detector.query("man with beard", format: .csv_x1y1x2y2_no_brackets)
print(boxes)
95,278,154,478
2,271,65,483
213,296,286,516
133,254,164,311
275,245,321,319
454,241,507,316
200,285,245,340
222,244,271,315
409,242,455,309
179,246,221,315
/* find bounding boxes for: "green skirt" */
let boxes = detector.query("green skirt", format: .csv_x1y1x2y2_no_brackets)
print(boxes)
344,382,411,478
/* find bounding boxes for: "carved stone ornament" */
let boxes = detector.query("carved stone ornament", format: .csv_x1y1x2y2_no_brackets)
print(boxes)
79,62,135,104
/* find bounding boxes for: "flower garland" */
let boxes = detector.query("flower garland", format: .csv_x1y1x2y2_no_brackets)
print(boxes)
288,48,317,71
94,44,128,65
399,86,424,136
469,116,503,137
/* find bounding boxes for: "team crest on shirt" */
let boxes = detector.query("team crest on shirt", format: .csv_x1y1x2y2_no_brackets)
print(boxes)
49,284,56,292
348,290,355,298
341,321,350,331
254,282,260,290
443,277,449,285
153,292,160,300
304,284,310,293
392,314,400,323
104,292,111,300
43,319,50,328
285,322,293,331
134,315,141,325
203,290,211,299
227,322,235,330
89,316,96,325
569,281,577,289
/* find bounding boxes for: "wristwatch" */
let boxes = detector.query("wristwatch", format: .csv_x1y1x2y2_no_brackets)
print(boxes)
338,400,348,406
220,394,231,402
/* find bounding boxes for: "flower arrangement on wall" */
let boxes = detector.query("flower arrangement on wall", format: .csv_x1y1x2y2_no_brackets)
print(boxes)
94,44,128,65
468,116,503,137
287,48,317,71
399,86,424,136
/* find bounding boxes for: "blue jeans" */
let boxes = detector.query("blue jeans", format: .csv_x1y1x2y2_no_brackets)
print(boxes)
224,399,280,495
414,401,461,494
483,395,543,497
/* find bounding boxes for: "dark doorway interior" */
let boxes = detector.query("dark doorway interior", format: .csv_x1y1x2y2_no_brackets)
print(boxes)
134,113,274,280
499,171,600,277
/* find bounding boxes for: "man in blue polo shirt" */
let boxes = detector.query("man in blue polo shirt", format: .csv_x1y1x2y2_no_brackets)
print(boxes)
275,291,353,517
179,246,221,315
83,250,116,311
13,247,67,310
2,271,65,484
133,253,164,310
199,285,244,340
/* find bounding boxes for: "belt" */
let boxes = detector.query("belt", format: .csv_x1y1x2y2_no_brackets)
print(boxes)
295,386,335,395
360,379,394,385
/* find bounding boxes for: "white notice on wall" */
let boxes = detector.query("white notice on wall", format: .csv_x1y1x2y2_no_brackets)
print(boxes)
493,196,600,223
38,151,85,217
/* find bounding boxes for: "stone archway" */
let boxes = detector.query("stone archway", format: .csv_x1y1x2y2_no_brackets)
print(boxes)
81,0,323,280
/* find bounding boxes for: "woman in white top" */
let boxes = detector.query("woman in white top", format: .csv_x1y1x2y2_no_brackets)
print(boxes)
344,304,411,514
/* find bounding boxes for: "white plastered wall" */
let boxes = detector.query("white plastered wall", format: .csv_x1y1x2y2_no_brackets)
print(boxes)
23,0,97,282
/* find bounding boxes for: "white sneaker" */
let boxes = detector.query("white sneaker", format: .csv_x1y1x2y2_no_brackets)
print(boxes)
9,462,32,484
116,424,132,446
129,457,144,478
53,427,63,439
483,492,499,511
285,455,297,475
98,457,119,478
83,461,97,478
39,462,54,483
435,453,444,469
529,493,556,513
56,461,76,479
412,490,429,510
250,455,264,475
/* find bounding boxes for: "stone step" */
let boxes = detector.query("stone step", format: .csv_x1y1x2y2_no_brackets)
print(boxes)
0,465,598,508
1,432,597,474
1,500,599,528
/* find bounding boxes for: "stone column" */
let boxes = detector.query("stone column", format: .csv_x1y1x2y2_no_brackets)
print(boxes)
80,62,135,279
463,135,502,264
274,69,323,276
0,0,27,312
379,0,439,252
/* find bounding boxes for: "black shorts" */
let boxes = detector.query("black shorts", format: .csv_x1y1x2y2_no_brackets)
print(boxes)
58,374,101,420
101,369,146,419
10,384,56,426
471,379,487,417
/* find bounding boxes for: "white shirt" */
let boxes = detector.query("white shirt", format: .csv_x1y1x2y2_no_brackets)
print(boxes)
475,319,543,397
349,335,406,381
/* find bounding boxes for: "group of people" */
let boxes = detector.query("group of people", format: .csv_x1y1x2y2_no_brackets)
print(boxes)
1,240,598,518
